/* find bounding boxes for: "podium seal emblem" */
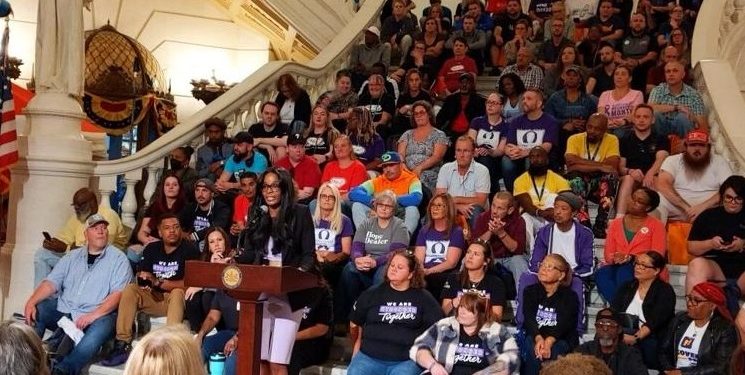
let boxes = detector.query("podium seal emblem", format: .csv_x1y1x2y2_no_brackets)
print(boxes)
221,265,242,289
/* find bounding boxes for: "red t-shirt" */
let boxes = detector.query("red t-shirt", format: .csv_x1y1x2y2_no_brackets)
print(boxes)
438,56,478,93
232,195,252,224
321,160,368,194
275,155,322,190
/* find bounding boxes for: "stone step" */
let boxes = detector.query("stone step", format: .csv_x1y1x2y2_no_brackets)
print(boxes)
475,76,498,95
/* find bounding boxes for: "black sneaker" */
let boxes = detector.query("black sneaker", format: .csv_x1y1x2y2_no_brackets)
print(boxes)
100,340,131,367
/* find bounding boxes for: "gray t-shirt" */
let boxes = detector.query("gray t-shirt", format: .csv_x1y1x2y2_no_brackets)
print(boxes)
353,216,409,259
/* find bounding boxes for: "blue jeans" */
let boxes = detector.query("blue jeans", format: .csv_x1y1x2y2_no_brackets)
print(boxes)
34,247,64,287
202,329,236,372
336,262,387,323
35,298,116,374
347,351,421,375
595,262,634,303
225,352,237,375
351,202,420,235
654,111,695,138
517,330,571,375
494,254,530,290
501,157,528,193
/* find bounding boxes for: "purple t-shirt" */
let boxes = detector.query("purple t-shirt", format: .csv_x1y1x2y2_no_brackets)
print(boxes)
314,216,354,254
505,113,559,150
416,225,466,268
349,133,385,164
469,116,507,151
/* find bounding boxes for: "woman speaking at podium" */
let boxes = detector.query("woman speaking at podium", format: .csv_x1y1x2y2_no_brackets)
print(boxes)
227,167,327,375
236,166,315,270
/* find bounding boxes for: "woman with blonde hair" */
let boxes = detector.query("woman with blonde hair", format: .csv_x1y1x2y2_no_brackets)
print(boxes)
303,105,340,166
123,325,205,375
313,182,353,288
320,135,368,203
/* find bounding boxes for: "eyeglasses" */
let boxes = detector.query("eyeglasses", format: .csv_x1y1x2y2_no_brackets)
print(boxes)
319,193,336,201
634,262,656,270
724,194,744,204
413,110,428,116
261,183,281,192
376,203,396,210
595,320,619,329
685,294,708,306
430,203,446,209
486,100,502,106
538,262,565,273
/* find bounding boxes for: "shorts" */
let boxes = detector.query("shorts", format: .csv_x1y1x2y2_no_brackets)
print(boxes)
708,255,745,280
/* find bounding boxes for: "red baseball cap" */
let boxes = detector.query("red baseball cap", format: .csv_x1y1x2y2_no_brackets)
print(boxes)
685,130,709,145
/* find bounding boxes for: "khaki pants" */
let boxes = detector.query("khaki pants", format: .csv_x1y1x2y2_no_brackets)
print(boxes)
115,283,185,343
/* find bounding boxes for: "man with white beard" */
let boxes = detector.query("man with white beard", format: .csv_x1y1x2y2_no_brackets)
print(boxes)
575,308,648,374
655,130,733,224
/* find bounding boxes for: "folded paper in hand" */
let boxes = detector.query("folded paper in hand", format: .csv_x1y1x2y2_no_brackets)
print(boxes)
57,316,85,345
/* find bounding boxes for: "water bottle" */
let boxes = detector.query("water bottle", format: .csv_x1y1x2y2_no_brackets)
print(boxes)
209,352,226,375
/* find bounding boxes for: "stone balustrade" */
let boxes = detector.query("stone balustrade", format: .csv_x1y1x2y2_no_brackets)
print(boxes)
91,0,384,226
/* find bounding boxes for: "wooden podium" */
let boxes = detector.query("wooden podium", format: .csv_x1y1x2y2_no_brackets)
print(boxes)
185,261,319,375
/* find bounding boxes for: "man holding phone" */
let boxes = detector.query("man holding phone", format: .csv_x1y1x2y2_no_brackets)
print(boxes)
34,188,127,287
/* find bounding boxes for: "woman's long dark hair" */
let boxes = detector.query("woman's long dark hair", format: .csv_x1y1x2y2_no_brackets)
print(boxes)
152,172,187,214
243,167,297,259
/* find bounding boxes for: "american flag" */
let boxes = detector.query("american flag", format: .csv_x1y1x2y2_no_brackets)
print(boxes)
0,22,17,195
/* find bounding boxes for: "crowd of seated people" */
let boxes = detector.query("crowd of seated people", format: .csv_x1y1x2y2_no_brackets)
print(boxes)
20,0,745,374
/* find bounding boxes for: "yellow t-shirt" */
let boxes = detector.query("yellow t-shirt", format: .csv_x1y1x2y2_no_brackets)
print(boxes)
513,170,570,209
56,205,129,251
565,133,620,161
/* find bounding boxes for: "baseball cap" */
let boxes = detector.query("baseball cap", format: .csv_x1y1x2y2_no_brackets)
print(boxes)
380,151,403,166
195,178,216,193
595,308,623,326
564,65,582,74
365,26,381,38
287,132,306,146
86,213,109,228
685,129,709,145
459,72,475,82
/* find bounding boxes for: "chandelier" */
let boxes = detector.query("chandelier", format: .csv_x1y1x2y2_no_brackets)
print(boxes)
191,70,236,105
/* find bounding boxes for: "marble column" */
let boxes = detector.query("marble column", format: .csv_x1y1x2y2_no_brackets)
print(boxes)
0,1,93,318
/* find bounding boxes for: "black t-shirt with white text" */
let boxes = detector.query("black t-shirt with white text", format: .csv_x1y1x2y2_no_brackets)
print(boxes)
140,240,200,280
523,284,579,346
441,273,506,309
357,92,396,124
451,326,490,375
349,283,443,361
